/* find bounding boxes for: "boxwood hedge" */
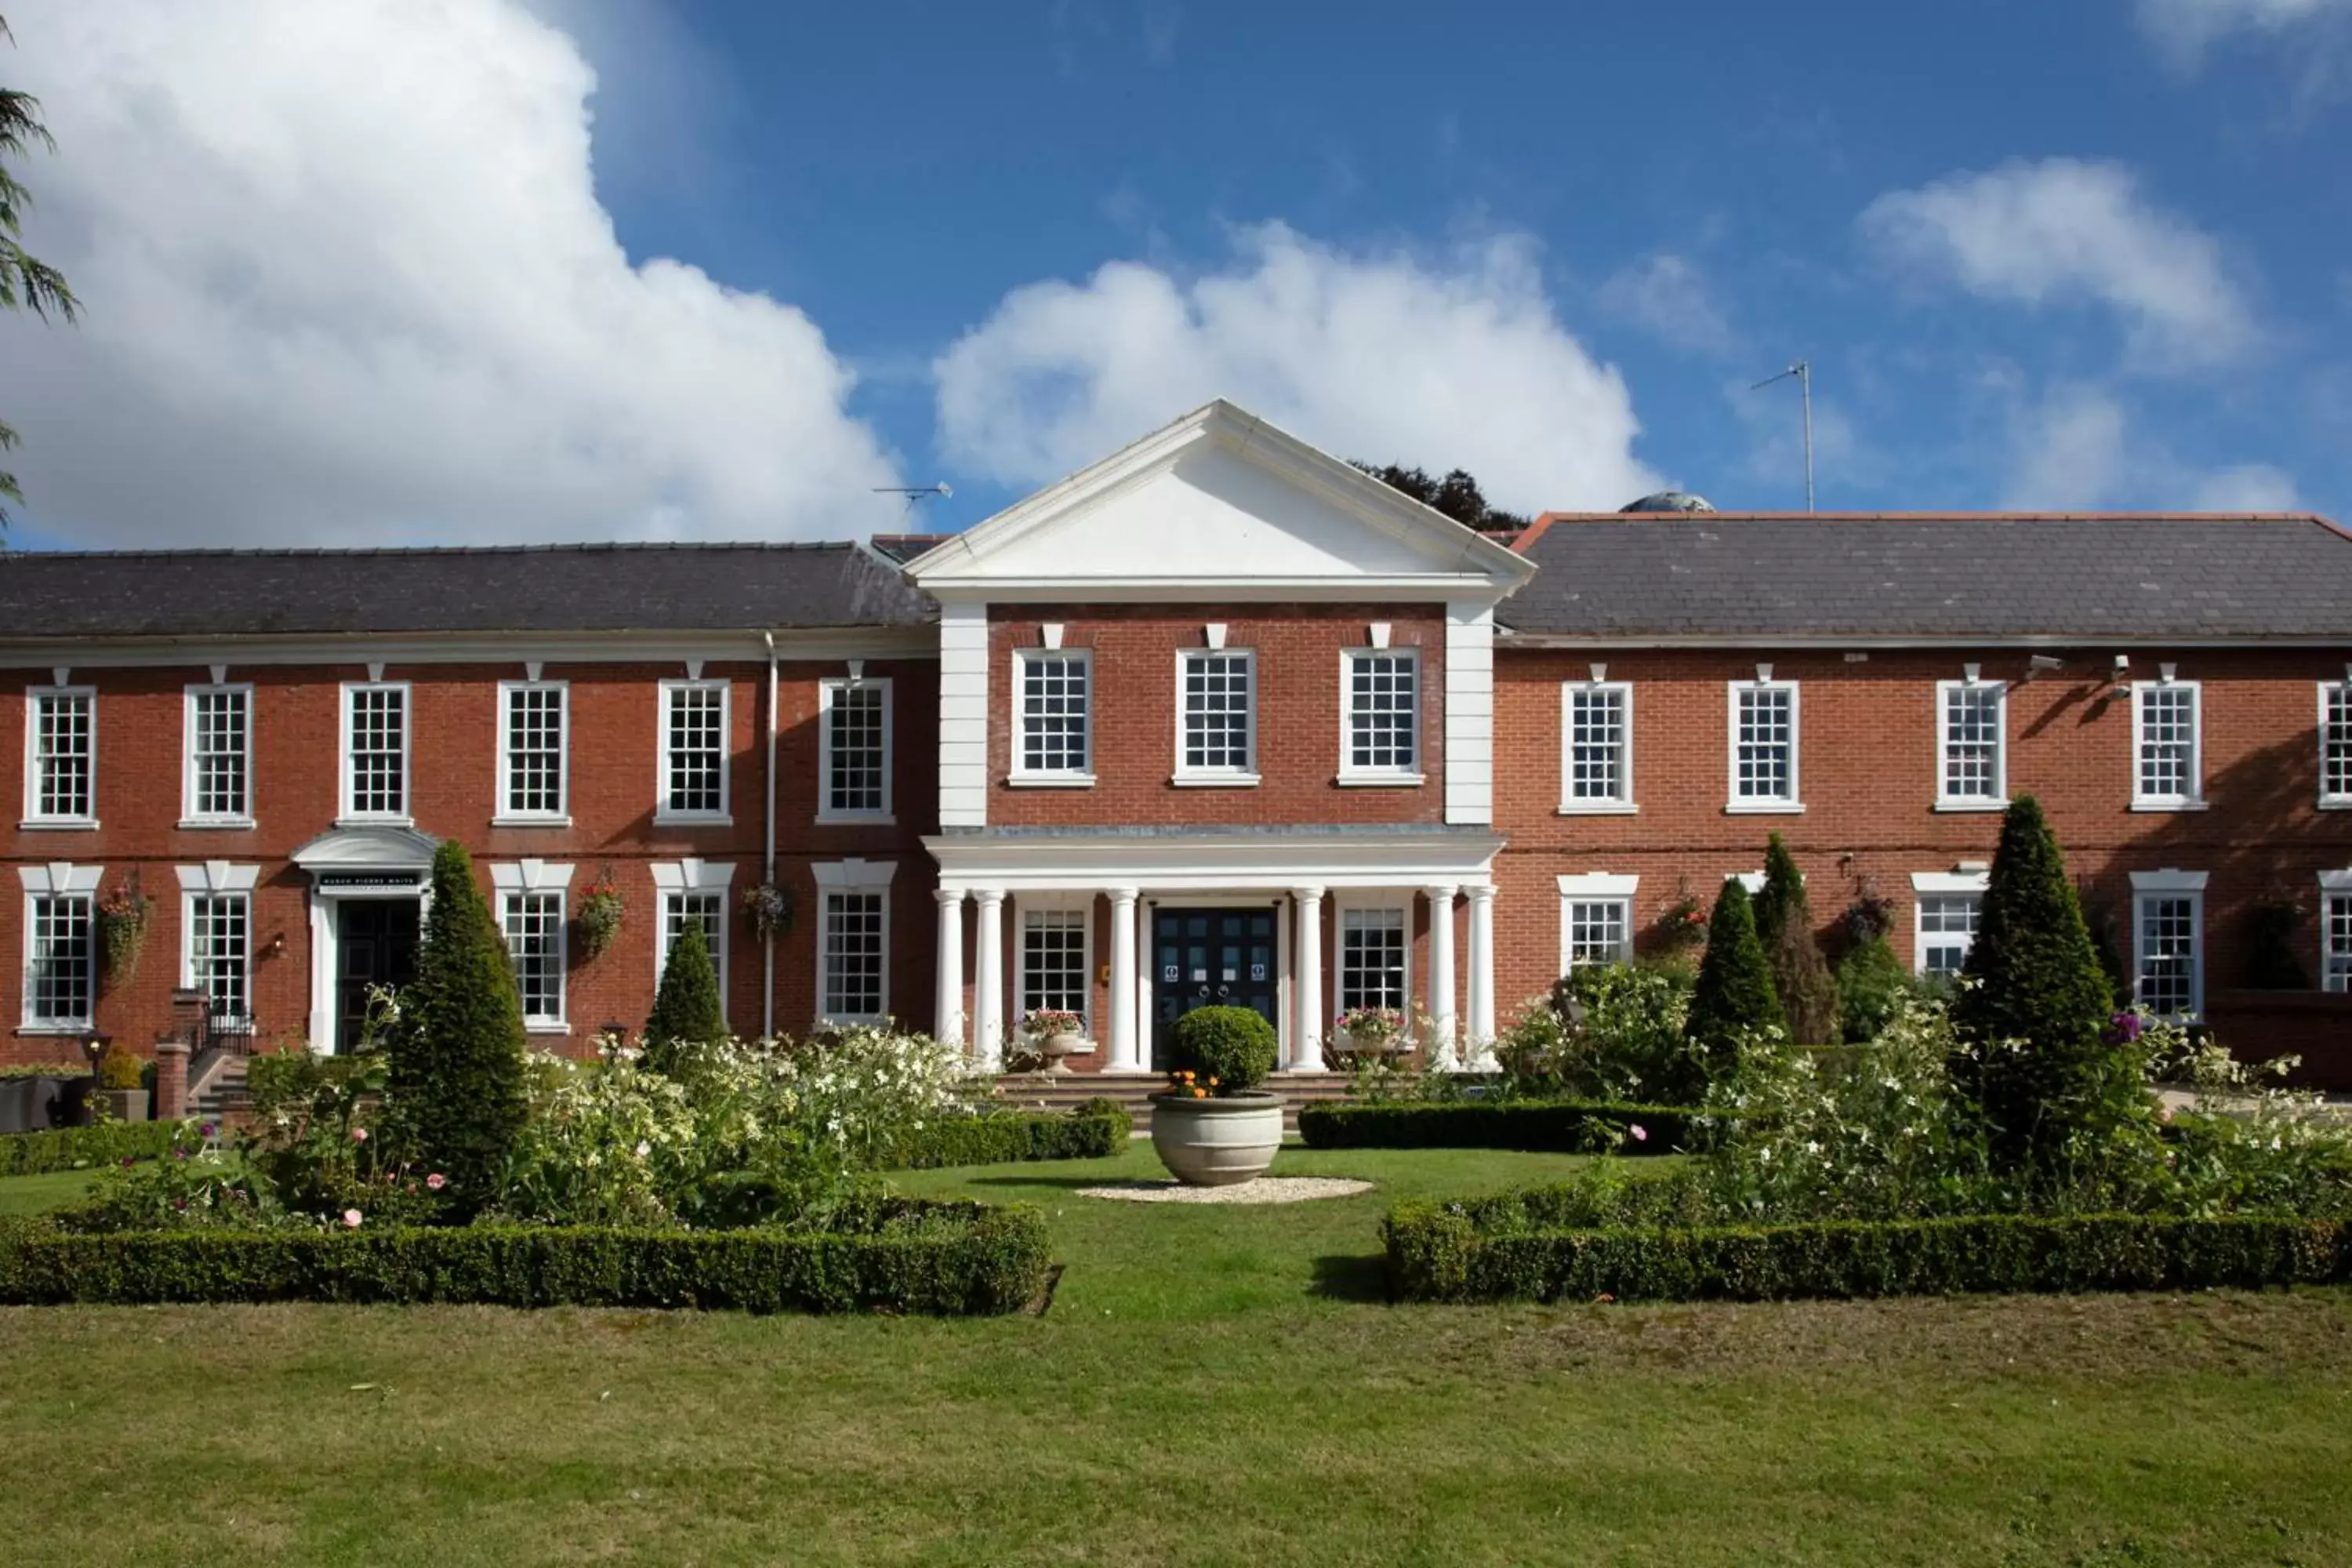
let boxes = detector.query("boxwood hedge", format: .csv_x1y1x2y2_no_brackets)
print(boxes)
0,1198,1050,1316
1382,1202,2352,1305
884,1101,1131,1171
1298,1100,1715,1154
0,1120,191,1179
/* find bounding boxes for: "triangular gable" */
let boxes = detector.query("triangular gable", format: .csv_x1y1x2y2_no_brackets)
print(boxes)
906,401,1538,602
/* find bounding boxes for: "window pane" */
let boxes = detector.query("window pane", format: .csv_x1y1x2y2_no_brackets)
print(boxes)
189,892,250,1024
1918,895,1981,978
191,688,249,818
1020,655,1090,773
826,684,887,814
665,684,725,815
504,685,565,816
347,686,406,816
2327,894,2352,994
2137,687,2197,800
2327,687,2352,800
822,891,885,1018
503,891,564,1022
1566,687,1628,802
1565,900,1629,969
1020,909,1087,1017
28,893,92,1024
1735,687,1794,801
1942,685,2003,800
2137,895,2198,1014
1339,907,1407,1013
1345,653,1417,771
34,693,92,819
1181,652,1253,771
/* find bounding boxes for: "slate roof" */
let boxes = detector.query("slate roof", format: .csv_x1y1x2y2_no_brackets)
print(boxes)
1502,514,2352,641
0,543,934,641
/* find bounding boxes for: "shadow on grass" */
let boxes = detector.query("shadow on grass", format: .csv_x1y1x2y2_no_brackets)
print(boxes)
1310,1253,1392,1305
960,1174,1128,1192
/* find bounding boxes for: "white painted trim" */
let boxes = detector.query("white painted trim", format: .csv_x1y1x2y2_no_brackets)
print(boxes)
488,859,576,894
1933,678,2009,809
1009,646,1094,785
655,677,733,826
1726,678,1802,811
1338,644,1425,786
2321,682,2352,810
0,629,935,671
2129,680,2204,809
336,681,412,826
1556,874,1639,975
1911,884,1987,977
2129,875,2207,1018
1331,890,1414,1027
21,684,98,829
2129,869,2211,894
1734,869,1767,895
938,601,989,829
180,682,256,828
1173,645,1258,784
816,674,895,824
173,861,261,894
490,875,571,1030
1444,602,1496,826
176,873,256,1030
1909,870,1991,895
926,829,1504,894
652,858,737,1029
1558,680,1635,812
2321,871,2352,993
814,858,898,1027
493,680,571,826
1013,891,1096,1042
18,862,102,1031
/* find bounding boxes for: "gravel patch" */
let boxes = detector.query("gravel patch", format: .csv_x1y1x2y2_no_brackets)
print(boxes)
1077,1177,1373,1204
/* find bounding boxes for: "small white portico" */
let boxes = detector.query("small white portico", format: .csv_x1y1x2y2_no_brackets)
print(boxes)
927,826,1504,1074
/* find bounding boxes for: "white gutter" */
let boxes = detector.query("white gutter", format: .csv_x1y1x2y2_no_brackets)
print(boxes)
762,630,779,1040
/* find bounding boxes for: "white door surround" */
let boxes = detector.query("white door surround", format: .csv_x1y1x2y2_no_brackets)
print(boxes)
292,824,437,1053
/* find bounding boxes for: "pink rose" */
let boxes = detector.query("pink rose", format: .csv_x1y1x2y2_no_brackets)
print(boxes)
341,1209,363,1229
1630,1124,1650,1142
426,1172,447,1191
350,1126,368,1143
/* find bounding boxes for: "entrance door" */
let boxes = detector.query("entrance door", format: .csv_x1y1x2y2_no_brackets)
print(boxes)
337,898,421,1052
1150,906,1279,1071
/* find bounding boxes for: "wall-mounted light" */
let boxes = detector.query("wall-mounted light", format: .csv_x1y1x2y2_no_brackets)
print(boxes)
265,932,285,959
2024,654,2063,682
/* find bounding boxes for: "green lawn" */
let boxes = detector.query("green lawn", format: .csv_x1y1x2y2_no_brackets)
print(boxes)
0,1164,110,1216
4,1141,2352,1566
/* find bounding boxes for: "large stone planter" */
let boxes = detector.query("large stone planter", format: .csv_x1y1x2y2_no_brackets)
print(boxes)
1149,1091,1283,1186
103,1088,150,1123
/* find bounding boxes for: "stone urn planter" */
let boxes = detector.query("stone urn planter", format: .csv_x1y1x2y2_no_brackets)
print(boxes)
1034,1031,1093,1074
102,1087,150,1123
1150,1090,1283,1186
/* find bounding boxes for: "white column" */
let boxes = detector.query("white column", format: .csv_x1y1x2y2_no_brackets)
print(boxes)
1107,887,1141,1073
973,888,1005,1071
933,888,966,1053
1291,885,1327,1072
1425,884,1459,1069
1465,883,1497,1070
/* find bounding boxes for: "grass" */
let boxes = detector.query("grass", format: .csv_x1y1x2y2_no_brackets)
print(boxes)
2,1141,2351,1566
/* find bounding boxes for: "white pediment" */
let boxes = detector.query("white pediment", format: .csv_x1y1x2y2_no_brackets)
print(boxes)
291,824,440,873
908,401,1537,603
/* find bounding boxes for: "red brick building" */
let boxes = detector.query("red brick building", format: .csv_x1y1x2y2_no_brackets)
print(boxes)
6,401,2351,1088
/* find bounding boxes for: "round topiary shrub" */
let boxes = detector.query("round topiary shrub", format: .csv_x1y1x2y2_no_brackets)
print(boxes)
1168,1006,1277,1094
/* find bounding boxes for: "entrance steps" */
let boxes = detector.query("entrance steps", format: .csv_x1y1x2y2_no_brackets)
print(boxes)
988,1071,1353,1133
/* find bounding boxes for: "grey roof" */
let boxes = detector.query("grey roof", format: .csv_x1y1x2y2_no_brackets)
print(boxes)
0,543,934,640
1501,514,2352,641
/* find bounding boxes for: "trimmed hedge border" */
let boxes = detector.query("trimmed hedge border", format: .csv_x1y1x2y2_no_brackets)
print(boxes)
0,1199,1050,1315
1298,1100,1714,1154
1382,1203,2352,1305
0,1120,190,1179
885,1103,1131,1171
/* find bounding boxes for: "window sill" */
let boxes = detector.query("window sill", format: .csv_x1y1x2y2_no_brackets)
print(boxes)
1006,773,1097,789
524,1022,571,1036
1172,772,1261,789
1336,771,1425,789
335,815,415,829
177,817,258,831
492,815,574,829
1724,801,1805,815
16,1024,93,1037
816,812,896,826
1933,800,2009,814
653,812,734,827
2129,800,2210,813
1557,801,1638,816
18,818,98,832
2321,799,2352,811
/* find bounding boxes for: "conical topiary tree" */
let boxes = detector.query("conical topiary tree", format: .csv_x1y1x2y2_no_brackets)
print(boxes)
1686,877,1780,1076
385,840,528,1215
1951,796,2130,1168
1754,833,1841,1046
644,920,728,1073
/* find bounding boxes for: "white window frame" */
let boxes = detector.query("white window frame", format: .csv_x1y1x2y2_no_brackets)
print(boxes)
180,682,255,829
2130,869,2207,1018
18,862,102,1032
1010,648,1094,786
1173,647,1259,786
817,676,895,824
1909,870,1990,978
1334,896,1413,1019
494,681,571,827
175,861,260,1032
813,858,896,1027
1338,647,1424,786
1555,873,1639,975
491,860,575,1032
1014,892,1095,1038
652,858,735,1029
1559,680,1635,814
1726,679,1802,813
23,684,97,829
2320,870,2352,993
338,681,412,825
655,679,731,825
1934,679,2009,810
2319,682,2352,810
2129,680,2204,811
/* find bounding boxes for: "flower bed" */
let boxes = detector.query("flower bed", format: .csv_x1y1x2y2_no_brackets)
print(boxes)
884,1102,1131,1171
0,1196,1048,1315
0,1120,191,1179
1381,1202,2352,1305
1297,1100,1711,1154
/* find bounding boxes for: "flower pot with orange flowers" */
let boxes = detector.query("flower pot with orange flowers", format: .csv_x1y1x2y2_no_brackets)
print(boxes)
1150,1005,1282,1187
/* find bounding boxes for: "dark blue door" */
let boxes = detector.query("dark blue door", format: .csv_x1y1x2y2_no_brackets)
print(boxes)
1150,906,1279,1071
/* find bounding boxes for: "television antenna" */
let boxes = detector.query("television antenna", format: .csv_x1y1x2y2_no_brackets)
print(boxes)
1750,360,1814,513
873,481,953,520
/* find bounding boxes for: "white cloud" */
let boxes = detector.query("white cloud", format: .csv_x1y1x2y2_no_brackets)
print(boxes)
2190,462,2303,510
2136,0,2352,62
0,0,903,546
1859,158,2255,368
1999,383,2303,511
933,224,1659,513
1596,252,1737,357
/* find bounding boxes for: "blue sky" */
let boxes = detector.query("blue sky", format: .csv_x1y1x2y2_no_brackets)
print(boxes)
4,0,2348,547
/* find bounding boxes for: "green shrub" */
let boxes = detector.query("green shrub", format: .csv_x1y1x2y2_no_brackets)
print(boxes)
97,1053,146,1091
1298,1100,1718,1154
1686,880,1779,1070
884,1103,1131,1169
0,1065,89,1080
644,921,729,1068
1381,1204,2352,1305
1835,936,1911,1044
0,1120,188,1178
0,1198,1049,1316
245,1051,366,1118
384,841,528,1214
1168,1007,1276,1094
1513,961,1702,1103
1755,834,1840,1045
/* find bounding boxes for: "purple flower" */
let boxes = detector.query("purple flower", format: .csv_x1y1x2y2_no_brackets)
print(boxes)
2107,1011,2144,1044
200,1122,217,1138
172,1146,190,1160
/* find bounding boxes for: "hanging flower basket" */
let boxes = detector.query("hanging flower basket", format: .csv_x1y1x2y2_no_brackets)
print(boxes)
96,874,154,987
576,868,624,962
742,880,793,938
